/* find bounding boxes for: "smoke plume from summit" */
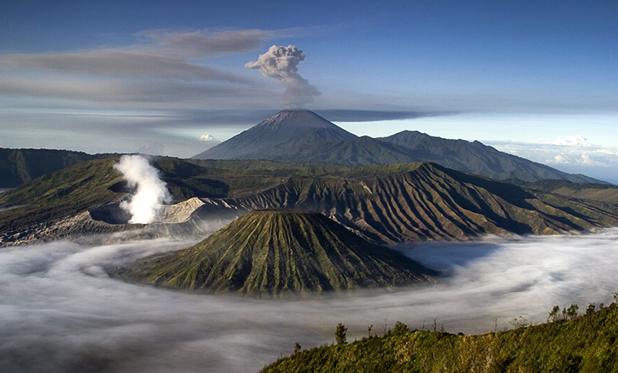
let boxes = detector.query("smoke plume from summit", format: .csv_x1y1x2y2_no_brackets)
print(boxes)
245,44,320,107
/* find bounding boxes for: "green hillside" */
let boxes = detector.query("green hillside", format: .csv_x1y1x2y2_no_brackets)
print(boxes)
117,210,435,296
0,156,433,243
264,300,618,372
0,148,98,188
524,179,618,206
0,157,124,234
3,157,618,246
228,163,618,244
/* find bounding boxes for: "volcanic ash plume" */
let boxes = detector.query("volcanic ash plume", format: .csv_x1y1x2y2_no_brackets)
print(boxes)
245,44,320,107
113,155,171,224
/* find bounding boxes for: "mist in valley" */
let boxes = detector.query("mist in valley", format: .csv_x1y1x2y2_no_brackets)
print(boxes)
1,228,618,372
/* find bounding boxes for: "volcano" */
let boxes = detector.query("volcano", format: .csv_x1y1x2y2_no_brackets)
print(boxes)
119,210,434,296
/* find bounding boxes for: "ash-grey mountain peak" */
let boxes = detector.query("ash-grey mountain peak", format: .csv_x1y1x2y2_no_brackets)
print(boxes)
193,110,356,160
194,110,601,184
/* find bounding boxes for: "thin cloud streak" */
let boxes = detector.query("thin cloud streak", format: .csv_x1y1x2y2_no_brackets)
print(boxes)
0,28,280,107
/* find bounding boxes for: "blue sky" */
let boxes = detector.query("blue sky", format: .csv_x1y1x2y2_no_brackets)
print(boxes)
1,0,617,181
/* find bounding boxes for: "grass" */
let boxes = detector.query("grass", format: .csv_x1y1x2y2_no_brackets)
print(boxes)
264,300,618,372
117,210,435,296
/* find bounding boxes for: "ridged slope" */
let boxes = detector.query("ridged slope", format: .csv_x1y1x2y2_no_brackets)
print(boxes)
223,163,618,244
121,211,434,296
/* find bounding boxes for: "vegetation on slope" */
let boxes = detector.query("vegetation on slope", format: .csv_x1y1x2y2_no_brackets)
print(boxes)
0,157,124,234
524,179,618,206
118,210,435,296
2,155,617,245
226,163,618,244
0,148,97,188
264,299,618,372
0,156,445,242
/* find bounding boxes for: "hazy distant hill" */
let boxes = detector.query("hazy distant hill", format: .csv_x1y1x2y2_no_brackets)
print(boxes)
379,130,599,183
117,210,434,296
0,148,97,188
193,110,600,184
524,179,618,206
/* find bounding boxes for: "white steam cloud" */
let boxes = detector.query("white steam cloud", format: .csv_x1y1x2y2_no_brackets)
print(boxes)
245,44,320,107
1,230,618,371
113,155,171,224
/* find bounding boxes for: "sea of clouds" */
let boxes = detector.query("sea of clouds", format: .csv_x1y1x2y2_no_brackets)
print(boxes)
1,229,618,372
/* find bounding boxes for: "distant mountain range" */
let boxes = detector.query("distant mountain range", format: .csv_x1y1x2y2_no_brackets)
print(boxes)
117,210,434,296
194,110,599,184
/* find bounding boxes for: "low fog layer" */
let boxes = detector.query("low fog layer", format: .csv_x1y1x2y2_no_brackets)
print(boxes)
2,230,618,372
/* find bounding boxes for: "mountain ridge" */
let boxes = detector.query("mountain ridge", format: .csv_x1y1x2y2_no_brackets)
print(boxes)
193,110,601,184
0,148,99,188
215,162,618,244
2,157,617,247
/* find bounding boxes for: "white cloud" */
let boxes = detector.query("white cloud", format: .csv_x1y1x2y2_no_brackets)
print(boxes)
491,136,618,168
488,137,618,182
199,133,219,142
551,154,569,164
0,29,281,108
549,136,590,147
547,152,600,166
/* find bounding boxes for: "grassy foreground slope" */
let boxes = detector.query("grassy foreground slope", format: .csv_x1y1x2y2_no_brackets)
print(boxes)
118,210,434,296
264,302,618,372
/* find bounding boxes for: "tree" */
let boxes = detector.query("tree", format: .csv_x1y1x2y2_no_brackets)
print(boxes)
548,305,561,322
564,304,579,320
509,316,529,328
391,321,409,335
586,304,596,316
294,342,301,354
335,323,347,345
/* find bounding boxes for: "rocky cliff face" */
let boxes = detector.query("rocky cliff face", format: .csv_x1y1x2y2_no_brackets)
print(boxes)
214,163,618,244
